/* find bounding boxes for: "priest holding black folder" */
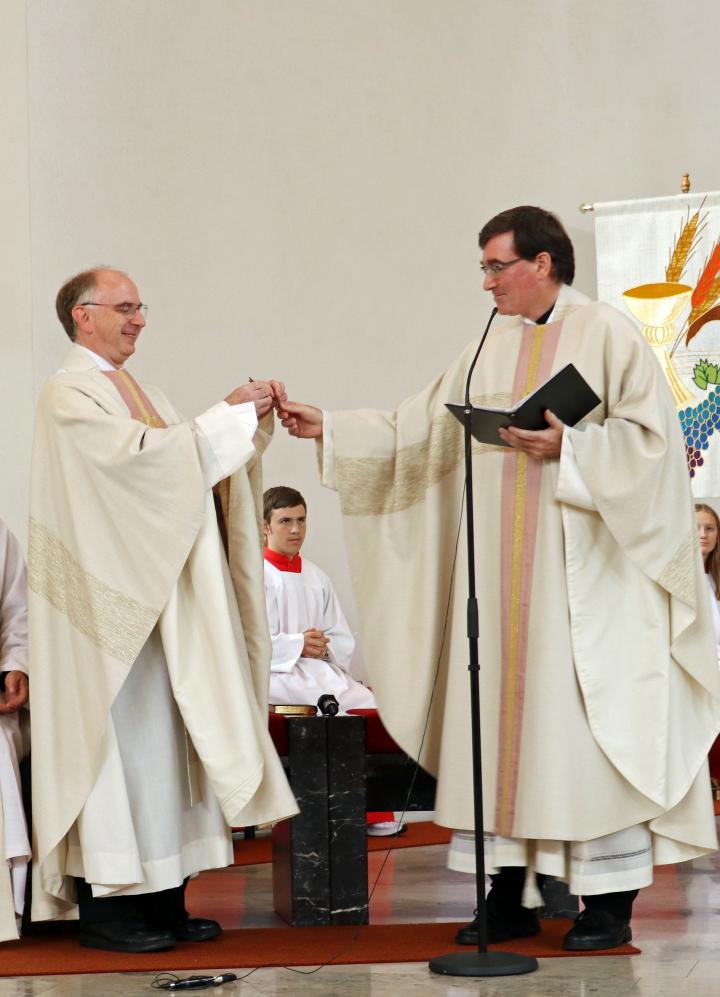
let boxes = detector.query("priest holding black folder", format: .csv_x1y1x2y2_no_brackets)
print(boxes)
278,205,720,951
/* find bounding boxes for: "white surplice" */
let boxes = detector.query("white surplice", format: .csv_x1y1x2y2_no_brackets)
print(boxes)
0,520,30,940
265,556,375,712
706,574,720,666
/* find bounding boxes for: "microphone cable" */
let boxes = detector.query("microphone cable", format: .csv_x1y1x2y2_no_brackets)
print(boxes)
285,475,469,976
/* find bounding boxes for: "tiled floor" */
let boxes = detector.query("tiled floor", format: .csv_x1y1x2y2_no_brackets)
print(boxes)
5,839,720,995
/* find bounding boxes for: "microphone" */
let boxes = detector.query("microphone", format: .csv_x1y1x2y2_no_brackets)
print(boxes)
464,307,498,408
317,693,340,717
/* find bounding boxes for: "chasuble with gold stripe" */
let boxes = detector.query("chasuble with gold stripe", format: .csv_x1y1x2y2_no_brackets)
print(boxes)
28,345,296,921
320,287,720,874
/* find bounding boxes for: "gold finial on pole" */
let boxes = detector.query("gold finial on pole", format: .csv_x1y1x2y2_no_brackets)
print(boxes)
681,172,691,194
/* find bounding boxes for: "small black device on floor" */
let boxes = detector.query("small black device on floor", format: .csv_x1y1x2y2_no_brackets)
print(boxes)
152,972,238,990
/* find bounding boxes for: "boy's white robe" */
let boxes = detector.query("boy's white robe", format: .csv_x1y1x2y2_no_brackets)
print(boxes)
319,288,720,876
29,345,297,921
705,574,720,666
264,556,375,711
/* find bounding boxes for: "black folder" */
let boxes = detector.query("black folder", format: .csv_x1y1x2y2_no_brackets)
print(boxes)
446,363,601,448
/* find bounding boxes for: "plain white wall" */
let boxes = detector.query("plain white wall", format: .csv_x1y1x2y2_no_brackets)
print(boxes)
0,0,34,543
5,0,720,668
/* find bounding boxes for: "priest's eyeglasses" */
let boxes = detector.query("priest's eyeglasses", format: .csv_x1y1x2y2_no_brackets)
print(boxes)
479,258,523,277
79,301,149,317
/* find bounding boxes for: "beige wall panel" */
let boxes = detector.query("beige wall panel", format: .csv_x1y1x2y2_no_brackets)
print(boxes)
19,0,720,669
0,0,33,545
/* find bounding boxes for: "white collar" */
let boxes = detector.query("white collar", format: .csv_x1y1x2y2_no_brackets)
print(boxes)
521,283,589,325
74,344,121,372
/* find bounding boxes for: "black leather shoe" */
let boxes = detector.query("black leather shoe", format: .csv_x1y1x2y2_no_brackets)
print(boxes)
80,918,176,953
455,904,541,945
170,916,222,942
562,908,632,951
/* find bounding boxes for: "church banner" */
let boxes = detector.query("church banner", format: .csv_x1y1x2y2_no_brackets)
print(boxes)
593,192,720,496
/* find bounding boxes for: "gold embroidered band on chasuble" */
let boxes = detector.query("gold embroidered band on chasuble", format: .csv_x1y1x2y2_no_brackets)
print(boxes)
28,518,157,664
496,321,562,836
102,369,167,428
335,396,509,519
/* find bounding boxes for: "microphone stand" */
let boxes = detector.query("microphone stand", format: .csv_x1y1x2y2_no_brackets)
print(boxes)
429,308,537,978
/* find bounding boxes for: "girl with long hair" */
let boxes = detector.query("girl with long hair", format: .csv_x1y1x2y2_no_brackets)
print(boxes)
696,503,720,602
696,503,720,793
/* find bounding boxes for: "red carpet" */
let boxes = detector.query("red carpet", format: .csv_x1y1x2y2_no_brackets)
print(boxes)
233,820,451,865
4,919,638,976
7,822,640,977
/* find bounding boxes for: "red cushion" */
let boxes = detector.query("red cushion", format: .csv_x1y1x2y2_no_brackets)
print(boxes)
267,709,402,756
346,709,402,753
709,734,720,780
268,711,289,756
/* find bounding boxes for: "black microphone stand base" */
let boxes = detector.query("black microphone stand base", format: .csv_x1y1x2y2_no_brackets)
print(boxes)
429,950,538,977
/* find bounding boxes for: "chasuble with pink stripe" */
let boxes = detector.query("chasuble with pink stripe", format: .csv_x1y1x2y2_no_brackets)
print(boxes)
322,286,720,867
28,345,296,922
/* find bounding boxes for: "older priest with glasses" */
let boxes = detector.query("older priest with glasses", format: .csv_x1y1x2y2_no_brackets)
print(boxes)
28,267,297,952
278,206,720,951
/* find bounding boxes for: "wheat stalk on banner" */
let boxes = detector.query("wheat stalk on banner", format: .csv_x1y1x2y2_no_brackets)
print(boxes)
666,207,705,283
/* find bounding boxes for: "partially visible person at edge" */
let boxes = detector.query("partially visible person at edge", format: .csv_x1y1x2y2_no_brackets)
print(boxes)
277,206,720,952
697,503,720,665
28,267,297,953
0,521,30,941
697,503,720,795
263,484,404,836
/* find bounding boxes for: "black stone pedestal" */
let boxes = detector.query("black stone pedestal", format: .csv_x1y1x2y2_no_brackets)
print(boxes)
272,715,368,926
541,877,579,918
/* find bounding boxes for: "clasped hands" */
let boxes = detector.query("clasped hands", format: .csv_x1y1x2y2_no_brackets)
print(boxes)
225,380,288,419
303,628,330,660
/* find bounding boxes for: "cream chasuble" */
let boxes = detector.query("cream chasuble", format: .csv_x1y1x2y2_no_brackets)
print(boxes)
29,346,297,921
319,288,720,877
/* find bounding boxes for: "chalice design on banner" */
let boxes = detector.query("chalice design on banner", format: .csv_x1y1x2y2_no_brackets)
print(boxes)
622,282,694,408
